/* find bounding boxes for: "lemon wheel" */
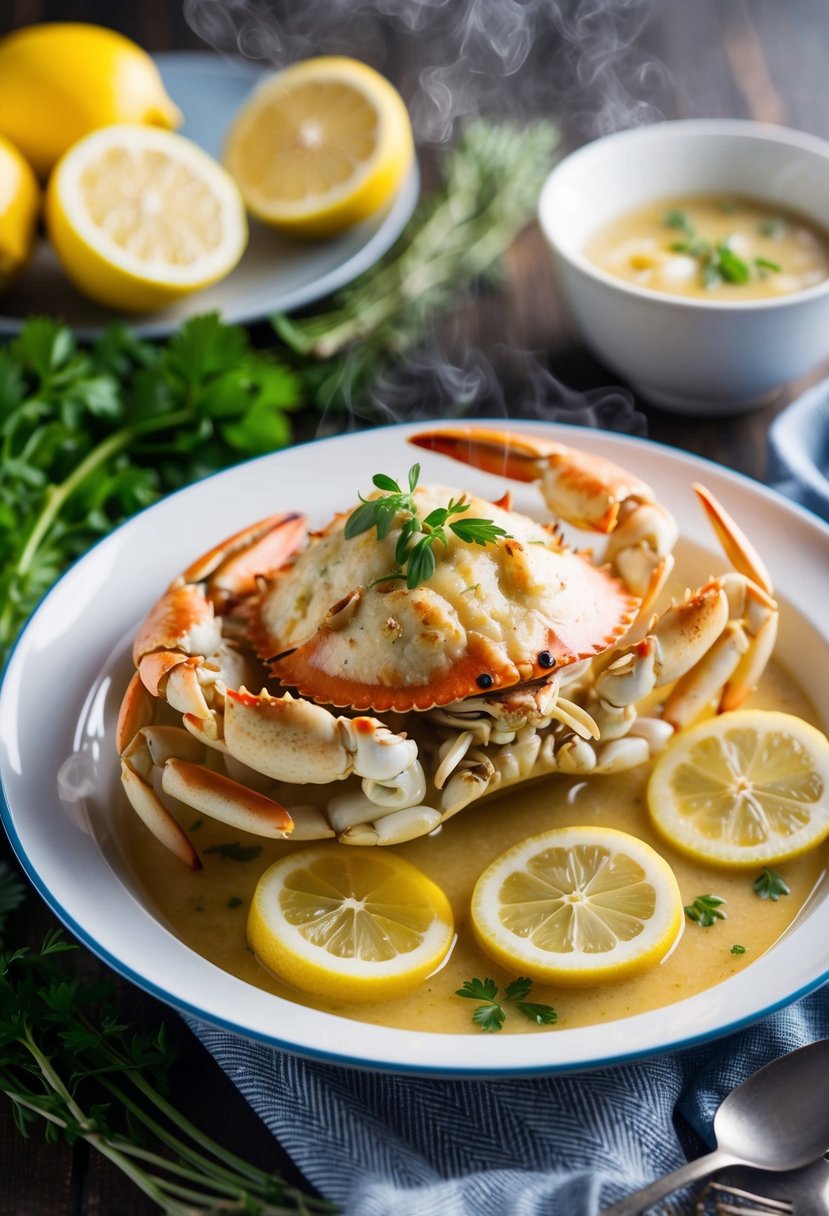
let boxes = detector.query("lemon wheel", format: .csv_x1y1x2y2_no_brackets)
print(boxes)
46,124,247,313
470,826,683,986
224,56,414,237
648,709,829,867
247,845,454,1002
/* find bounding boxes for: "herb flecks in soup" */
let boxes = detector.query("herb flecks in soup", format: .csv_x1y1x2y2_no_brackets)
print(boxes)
586,196,829,300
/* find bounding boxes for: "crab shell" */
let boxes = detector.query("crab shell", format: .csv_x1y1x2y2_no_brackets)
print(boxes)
253,484,639,713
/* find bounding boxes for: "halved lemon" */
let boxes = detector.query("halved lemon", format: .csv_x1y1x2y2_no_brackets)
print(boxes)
648,709,829,867
224,56,414,237
470,826,683,986
46,124,247,312
247,844,454,1002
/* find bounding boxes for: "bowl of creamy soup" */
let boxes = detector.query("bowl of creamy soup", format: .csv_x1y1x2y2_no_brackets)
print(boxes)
538,120,829,414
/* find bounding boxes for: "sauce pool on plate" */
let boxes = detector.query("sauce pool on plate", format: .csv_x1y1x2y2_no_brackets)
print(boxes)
118,653,827,1036
585,195,829,300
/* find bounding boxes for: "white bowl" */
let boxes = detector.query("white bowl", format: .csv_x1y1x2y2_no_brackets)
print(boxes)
538,119,829,415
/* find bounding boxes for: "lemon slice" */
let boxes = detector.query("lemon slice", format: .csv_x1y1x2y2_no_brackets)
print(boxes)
224,56,414,237
247,845,454,1002
470,826,683,986
648,709,829,867
46,124,247,312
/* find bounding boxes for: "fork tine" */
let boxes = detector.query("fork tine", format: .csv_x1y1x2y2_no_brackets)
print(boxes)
696,1180,795,1215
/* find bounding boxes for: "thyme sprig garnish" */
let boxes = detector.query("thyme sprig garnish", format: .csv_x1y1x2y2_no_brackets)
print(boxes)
455,976,558,1032
345,463,509,590
0,872,333,1216
663,209,781,289
684,893,727,927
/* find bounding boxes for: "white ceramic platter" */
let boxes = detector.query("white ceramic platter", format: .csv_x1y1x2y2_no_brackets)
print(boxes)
0,53,420,340
2,420,828,1077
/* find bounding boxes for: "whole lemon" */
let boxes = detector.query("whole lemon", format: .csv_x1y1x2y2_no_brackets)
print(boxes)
0,23,181,178
0,135,40,293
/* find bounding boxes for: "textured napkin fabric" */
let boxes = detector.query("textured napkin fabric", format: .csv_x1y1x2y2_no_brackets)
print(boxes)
185,379,829,1216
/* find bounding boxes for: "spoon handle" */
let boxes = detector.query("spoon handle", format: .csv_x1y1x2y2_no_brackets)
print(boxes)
601,1149,737,1215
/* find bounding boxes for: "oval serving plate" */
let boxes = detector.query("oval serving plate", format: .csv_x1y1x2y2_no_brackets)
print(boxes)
2,419,828,1077
0,52,420,340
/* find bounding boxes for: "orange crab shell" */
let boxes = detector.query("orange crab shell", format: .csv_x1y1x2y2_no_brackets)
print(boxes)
251,484,640,714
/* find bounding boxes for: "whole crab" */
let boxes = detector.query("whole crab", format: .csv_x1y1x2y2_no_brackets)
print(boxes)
116,426,778,868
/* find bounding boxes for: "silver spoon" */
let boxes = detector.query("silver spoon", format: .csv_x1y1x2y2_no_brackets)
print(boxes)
601,1039,829,1215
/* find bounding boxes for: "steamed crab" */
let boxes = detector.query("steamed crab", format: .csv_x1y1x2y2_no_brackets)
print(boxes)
116,426,778,868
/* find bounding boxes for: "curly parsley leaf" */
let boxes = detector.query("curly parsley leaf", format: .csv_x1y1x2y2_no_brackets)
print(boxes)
753,868,790,901
684,894,727,927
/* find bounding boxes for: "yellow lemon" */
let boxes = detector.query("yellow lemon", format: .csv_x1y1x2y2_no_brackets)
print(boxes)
46,125,247,313
0,23,181,178
0,135,40,293
224,56,414,237
470,826,683,986
648,709,829,867
247,844,454,1002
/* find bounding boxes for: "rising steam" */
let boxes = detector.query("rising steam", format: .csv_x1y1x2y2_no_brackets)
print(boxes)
184,0,662,433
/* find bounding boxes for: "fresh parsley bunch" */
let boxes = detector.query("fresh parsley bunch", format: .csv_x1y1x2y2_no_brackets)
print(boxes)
0,314,301,667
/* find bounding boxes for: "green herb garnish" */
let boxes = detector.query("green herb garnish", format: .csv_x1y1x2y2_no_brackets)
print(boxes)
731,944,747,955
684,894,727,927
663,209,695,238
759,217,786,237
755,256,782,275
0,927,333,1214
455,976,557,1032
203,842,263,862
346,464,509,590
753,868,790,901
227,896,244,909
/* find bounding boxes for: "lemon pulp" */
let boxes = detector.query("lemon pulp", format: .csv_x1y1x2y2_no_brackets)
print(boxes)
247,845,454,1002
470,826,683,985
224,56,414,237
46,125,247,312
648,709,829,867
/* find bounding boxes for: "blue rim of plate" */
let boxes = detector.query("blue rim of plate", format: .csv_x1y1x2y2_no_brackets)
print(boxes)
2,419,829,1077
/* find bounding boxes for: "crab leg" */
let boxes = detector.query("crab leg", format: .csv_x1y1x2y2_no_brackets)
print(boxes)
410,426,678,599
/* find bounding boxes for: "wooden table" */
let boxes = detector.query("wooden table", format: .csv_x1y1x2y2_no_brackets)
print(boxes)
1,1,828,1212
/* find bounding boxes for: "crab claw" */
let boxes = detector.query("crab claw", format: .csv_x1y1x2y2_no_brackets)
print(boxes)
410,426,654,533
693,483,773,596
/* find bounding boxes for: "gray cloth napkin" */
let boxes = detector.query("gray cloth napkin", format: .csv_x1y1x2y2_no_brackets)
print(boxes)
184,382,829,1215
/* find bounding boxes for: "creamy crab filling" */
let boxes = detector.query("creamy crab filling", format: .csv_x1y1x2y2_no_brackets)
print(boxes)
257,484,637,690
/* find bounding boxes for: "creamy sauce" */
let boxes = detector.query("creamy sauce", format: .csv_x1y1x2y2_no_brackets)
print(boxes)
586,195,829,300
118,659,827,1035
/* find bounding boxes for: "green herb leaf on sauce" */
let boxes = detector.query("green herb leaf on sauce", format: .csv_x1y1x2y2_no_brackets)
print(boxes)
755,256,782,275
456,975,556,1032
753,868,790,901
684,893,727,927
731,944,747,955
204,842,263,862
759,217,786,237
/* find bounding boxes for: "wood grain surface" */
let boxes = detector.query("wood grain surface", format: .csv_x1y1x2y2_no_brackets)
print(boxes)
1,1,828,1212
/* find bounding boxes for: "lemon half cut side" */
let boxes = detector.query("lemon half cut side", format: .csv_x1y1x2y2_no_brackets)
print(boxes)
247,845,455,1002
470,826,684,986
648,709,829,868
224,56,414,238
46,124,248,313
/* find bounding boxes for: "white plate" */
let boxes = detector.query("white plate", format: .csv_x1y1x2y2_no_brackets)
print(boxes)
0,52,420,340
2,421,829,1077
